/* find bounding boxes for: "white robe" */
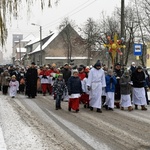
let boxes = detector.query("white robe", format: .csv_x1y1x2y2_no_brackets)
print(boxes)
132,87,147,105
82,78,89,94
120,94,132,107
9,80,19,97
87,68,106,109
105,92,114,108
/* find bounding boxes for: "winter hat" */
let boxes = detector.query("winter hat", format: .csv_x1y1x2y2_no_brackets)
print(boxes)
93,60,101,68
137,66,142,69
72,69,78,75
115,62,121,66
64,63,69,66
31,62,35,65
78,67,83,72
123,70,129,76
58,74,63,78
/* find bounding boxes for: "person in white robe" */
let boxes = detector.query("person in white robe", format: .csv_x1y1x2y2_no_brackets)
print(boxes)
87,60,106,113
120,70,133,111
9,75,19,98
131,66,147,110
105,69,117,111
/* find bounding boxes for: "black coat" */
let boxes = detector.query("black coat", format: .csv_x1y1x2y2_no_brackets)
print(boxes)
67,76,82,95
131,70,145,88
61,68,71,85
25,67,38,97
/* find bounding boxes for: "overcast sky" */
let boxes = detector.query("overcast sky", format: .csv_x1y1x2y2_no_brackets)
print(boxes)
4,0,130,59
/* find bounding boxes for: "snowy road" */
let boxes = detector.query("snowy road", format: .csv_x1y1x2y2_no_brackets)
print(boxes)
0,92,150,150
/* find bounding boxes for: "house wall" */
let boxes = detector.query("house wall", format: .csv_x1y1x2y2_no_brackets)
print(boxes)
43,30,88,66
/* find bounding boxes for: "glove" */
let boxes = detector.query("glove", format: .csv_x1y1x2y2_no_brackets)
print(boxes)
68,92,72,95
52,77,55,81
42,75,48,79
87,86,91,91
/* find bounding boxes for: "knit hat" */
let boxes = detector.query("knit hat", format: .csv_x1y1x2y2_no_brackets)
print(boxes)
72,69,78,74
78,67,83,72
58,74,63,78
31,62,35,65
93,60,101,68
137,66,142,69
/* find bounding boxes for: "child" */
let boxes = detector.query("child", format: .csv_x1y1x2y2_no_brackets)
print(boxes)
120,70,133,111
67,70,82,112
81,72,90,108
105,69,117,110
53,74,67,110
9,75,19,98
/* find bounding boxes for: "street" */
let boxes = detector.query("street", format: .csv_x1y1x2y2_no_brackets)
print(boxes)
0,92,150,150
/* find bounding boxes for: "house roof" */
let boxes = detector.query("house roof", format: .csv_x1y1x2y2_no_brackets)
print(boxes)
29,31,59,54
28,24,84,55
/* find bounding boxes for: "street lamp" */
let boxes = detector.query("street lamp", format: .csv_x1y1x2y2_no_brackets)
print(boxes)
31,23,42,65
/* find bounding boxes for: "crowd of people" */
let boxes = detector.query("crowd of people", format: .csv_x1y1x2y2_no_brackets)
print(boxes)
0,60,149,113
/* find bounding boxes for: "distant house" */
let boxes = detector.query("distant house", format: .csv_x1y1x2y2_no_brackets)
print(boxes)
13,34,35,66
24,24,89,67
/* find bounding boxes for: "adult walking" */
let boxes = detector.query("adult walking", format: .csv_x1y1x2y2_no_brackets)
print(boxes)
60,63,71,101
131,66,147,110
25,62,38,98
87,60,106,113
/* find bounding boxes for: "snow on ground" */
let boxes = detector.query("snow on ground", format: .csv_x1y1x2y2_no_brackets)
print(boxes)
0,95,59,150
0,125,7,150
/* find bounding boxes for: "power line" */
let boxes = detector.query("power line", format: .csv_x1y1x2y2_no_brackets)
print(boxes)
42,0,97,30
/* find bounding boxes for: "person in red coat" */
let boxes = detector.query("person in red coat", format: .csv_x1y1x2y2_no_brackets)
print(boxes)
39,65,50,96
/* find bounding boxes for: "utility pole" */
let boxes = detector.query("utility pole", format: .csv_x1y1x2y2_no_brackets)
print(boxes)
31,23,42,65
40,26,42,65
19,38,21,65
120,0,125,65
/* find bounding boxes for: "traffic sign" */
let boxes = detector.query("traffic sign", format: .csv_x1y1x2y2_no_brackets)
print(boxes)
133,44,142,56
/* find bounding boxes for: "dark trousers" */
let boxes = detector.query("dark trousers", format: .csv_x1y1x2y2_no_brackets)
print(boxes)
56,95,62,108
145,87,149,105
2,85,9,94
19,84,25,93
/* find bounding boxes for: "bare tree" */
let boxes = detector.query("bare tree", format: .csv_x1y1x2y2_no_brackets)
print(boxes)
0,0,59,46
81,18,101,65
58,18,77,64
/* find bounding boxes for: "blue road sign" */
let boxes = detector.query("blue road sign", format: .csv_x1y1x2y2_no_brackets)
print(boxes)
134,44,142,56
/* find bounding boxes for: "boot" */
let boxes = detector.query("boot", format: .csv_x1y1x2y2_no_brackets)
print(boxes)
141,105,147,111
128,106,133,111
68,107,71,111
90,106,93,111
105,105,108,110
97,108,102,113
135,104,138,110
120,107,124,110
76,109,79,113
